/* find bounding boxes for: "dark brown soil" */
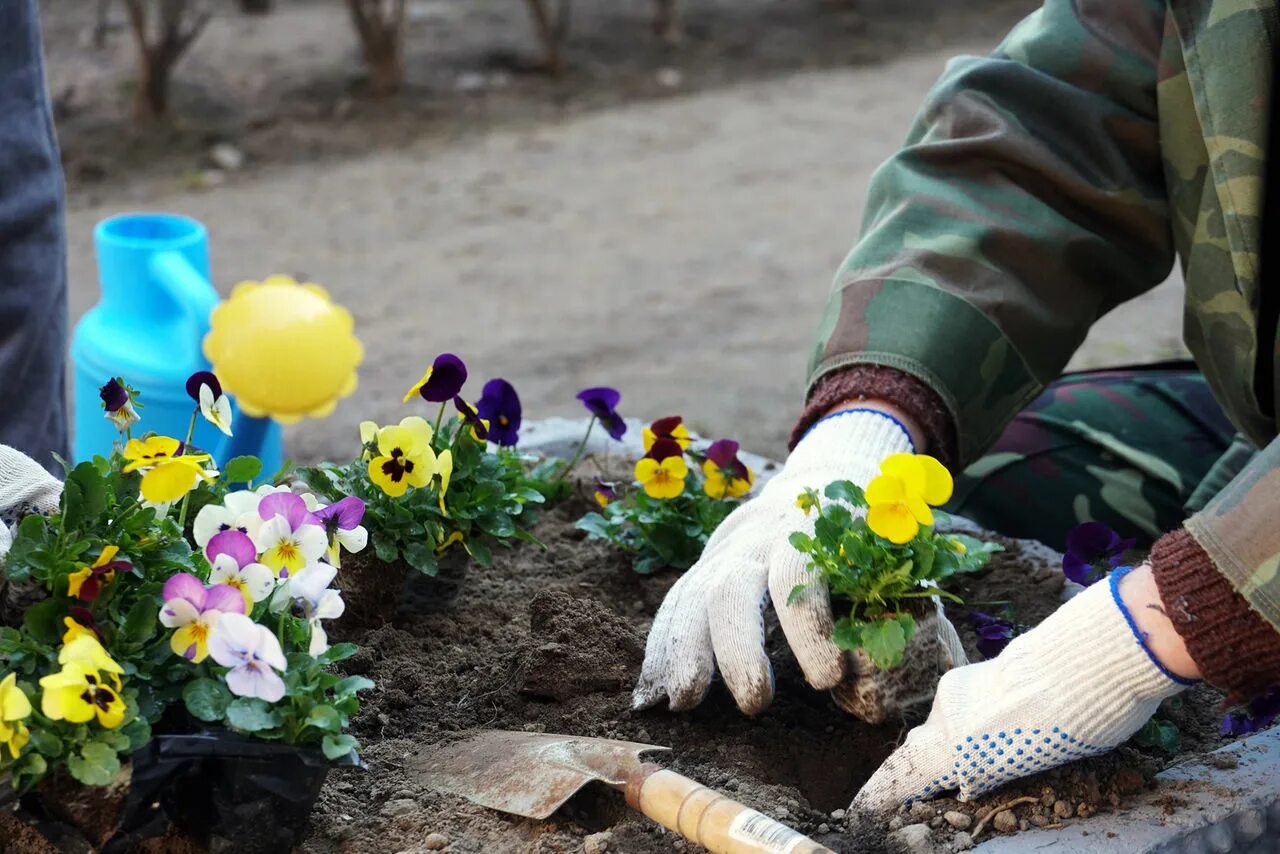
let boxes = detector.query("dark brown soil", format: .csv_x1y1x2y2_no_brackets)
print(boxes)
298,509,1243,853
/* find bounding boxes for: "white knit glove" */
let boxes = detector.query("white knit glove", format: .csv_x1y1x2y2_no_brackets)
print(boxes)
0,445,63,565
852,566,1194,810
633,410,915,715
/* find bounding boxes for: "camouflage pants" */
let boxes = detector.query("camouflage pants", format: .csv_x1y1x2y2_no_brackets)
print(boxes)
946,363,1256,552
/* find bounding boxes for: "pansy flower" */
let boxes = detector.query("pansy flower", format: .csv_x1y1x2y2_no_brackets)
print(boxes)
368,416,437,498
865,453,953,544
0,673,32,759
576,387,627,440
969,610,1017,659
593,480,618,507
159,572,246,662
276,563,346,656
635,439,688,500
208,613,288,702
62,607,101,645
404,353,468,404
1221,685,1280,737
186,370,233,437
67,545,132,602
476,379,521,447
121,435,216,504
643,416,691,453
206,530,277,609
454,397,490,442
192,489,267,548
312,496,368,567
252,492,327,576
702,438,753,499
99,378,140,434
435,449,454,515
359,420,379,461
40,637,126,729
1062,521,1136,586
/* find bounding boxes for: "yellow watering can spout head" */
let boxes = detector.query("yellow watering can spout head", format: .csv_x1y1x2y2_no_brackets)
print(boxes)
203,275,363,424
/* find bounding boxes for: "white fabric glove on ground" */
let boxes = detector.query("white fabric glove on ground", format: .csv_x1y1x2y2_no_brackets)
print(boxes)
0,444,63,564
633,410,915,715
852,566,1195,810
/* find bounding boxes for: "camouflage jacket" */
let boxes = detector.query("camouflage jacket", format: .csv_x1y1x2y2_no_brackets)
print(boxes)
808,0,1280,627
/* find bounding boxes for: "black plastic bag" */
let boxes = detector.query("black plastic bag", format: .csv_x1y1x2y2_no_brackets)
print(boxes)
104,729,357,853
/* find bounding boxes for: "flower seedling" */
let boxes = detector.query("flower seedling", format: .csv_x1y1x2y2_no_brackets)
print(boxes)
1062,521,1136,585
576,417,753,574
967,607,1025,659
789,454,1001,669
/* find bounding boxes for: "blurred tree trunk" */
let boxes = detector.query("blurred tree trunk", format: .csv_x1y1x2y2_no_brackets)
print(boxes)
239,0,272,12
653,0,681,44
522,0,571,74
121,0,211,120
344,0,407,97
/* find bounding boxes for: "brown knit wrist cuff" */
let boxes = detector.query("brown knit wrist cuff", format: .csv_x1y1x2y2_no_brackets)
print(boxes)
789,366,958,466
1151,528,1280,703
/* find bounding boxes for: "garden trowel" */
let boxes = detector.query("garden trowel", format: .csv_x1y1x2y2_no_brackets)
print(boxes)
415,730,836,854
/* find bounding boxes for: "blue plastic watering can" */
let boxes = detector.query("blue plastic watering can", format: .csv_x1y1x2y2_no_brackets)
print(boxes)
71,213,283,474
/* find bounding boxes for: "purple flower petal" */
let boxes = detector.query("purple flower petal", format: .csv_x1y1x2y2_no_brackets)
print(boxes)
186,370,222,402
477,379,522,447
646,438,684,462
99,378,129,413
420,353,468,403
161,572,208,610
258,491,308,529
315,495,366,531
576,387,620,418
204,583,248,615
206,530,258,570
1061,553,1094,585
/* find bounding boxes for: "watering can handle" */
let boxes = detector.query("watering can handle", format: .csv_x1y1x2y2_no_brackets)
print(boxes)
625,764,836,854
147,250,220,341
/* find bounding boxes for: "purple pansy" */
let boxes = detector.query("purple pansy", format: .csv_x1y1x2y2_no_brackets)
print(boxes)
1221,686,1280,737
476,379,522,446
705,438,749,480
454,396,490,441
185,370,222,402
1062,521,1136,585
969,610,1016,659
576,387,627,440
313,496,369,566
418,353,468,403
99,378,129,412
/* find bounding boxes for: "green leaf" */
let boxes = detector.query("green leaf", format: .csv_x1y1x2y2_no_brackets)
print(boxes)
402,541,438,576
824,480,867,507
223,456,264,485
305,705,344,732
322,733,359,761
66,741,122,787
832,618,863,651
860,618,909,669
121,718,152,751
575,513,614,540
334,675,375,697
894,613,917,645
373,535,400,563
318,642,358,665
23,599,62,645
1134,717,1181,753
122,597,160,644
788,532,814,553
225,697,281,733
183,678,232,722
786,583,810,606
27,730,63,759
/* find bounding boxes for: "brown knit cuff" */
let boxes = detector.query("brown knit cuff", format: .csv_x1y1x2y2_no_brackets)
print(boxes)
789,366,958,466
1151,528,1280,703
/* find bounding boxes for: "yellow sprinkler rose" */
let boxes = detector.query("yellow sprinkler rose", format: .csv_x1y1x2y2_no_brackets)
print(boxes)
368,416,436,497
865,453,954,544
0,672,32,759
635,455,689,500
203,275,363,424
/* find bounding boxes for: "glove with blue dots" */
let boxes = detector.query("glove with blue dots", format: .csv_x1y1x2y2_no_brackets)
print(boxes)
852,566,1195,810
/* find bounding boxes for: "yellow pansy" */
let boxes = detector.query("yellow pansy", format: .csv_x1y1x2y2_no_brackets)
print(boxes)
702,459,753,499
367,416,436,497
642,416,692,453
359,420,380,461
436,449,453,515
635,455,689,500
436,530,465,555
0,673,32,759
39,661,125,729
59,635,125,691
865,453,954,544
139,454,215,504
121,435,183,472
62,617,97,645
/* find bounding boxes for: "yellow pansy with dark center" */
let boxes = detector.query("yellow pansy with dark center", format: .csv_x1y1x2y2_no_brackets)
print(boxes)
368,416,436,497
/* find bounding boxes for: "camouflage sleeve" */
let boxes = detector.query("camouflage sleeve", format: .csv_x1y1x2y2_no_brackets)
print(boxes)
809,0,1175,465
1185,437,1280,632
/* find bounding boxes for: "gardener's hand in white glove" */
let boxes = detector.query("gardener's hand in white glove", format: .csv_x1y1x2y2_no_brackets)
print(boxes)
633,404,920,716
0,445,63,562
852,564,1199,810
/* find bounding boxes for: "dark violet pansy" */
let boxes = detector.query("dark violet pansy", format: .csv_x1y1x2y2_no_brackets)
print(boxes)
99,378,129,412
1062,521,1136,585
705,438,749,480
646,437,684,462
1221,685,1280,737
576,386,627,440
185,370,222,402
969,610,1016,659
413,353,468,403
313,496,366,538
477,379,522,447
454,396,490,441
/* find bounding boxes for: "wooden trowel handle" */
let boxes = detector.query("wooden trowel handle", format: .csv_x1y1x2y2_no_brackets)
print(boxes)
624,763,837,854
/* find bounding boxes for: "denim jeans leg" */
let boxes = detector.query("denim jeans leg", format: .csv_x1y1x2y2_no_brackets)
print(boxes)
0,0,69,472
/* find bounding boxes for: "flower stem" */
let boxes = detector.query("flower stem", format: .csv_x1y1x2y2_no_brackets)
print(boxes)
181,407,198,452
174,407,201,530
434,403,446,438
554,417,596,483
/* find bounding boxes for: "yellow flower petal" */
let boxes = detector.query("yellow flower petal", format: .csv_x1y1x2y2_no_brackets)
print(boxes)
359,420,379,445
62,618,96,646
2,720,28,758
703,471,727,499
67,567,92,598
662,457,689,480
403,368,432,403
0,673,31,722
880,454,926,496
634,458,660,482
170,622,211,663
906,494,934,527
867,503,918,544
917,454,954,506
865,473,904,506
437,449,453,514
140,458,206,503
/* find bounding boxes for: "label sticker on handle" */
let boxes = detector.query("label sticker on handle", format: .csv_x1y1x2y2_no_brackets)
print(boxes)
726,809,807,853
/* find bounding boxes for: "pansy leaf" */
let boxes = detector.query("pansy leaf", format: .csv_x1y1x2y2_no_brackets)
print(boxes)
373,535,399,564
27,730,63,759
860,617,909,669
322,734,360,761
334,675,376,698
788,532,814,553
22,599,62,645
223,456,263,486
305,704,345,733
121,718,152,751
824,480,867,507
184,678,232,723
786,582,811,606
123,597,160,644
402,541,439,576
464,537,492,567
63,463,108,531
318,643,359,666
832,618,863,652
226,698,281,733
67,741,122,787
